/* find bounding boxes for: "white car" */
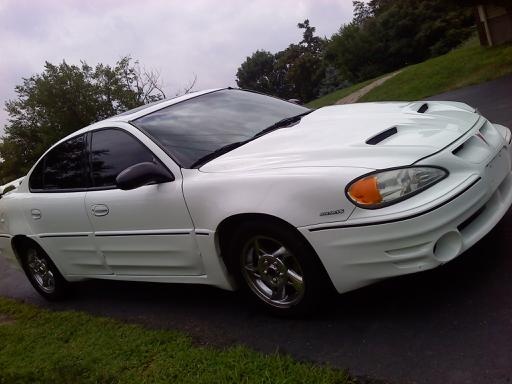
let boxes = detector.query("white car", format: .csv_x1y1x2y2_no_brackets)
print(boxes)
1,88,511,315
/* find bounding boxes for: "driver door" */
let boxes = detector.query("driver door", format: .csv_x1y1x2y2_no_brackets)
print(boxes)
84,128,202,276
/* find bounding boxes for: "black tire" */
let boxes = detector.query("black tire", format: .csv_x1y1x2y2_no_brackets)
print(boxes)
18,241,70,301
226,220,333,317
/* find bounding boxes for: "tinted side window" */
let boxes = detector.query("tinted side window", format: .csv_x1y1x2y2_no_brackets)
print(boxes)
29,161,44,190
91,129,155,188
30,134,88,191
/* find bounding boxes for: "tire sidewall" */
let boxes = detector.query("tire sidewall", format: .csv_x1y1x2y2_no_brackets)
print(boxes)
226,220,330,316
19,242,69,301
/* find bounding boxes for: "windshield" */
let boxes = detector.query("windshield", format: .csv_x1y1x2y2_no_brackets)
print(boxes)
132,89,310,168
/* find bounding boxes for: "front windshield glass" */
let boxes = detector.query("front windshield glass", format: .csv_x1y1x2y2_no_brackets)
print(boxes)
132,89,309,168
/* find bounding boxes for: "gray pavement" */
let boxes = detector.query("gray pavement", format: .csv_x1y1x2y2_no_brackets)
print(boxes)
2,75,512,384
427,74,512,127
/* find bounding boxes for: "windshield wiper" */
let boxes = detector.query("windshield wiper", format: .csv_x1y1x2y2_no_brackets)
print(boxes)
191,110,313,168
190,141,248,168
252,110,313,139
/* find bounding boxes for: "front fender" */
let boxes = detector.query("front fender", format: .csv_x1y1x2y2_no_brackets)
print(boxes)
182,167,369,230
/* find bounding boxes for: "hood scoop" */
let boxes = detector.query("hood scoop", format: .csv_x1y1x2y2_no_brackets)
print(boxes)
417,103,429,113
366,127,398,145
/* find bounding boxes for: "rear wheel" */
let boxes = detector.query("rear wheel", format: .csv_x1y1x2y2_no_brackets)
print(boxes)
19,242,70,301
227,221,332,316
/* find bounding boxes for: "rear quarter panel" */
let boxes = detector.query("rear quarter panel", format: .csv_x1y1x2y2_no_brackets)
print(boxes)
0,192,34,267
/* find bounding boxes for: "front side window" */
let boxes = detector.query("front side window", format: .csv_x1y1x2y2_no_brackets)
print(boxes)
132,89,309,168
29,134,88,191
90,129,155,188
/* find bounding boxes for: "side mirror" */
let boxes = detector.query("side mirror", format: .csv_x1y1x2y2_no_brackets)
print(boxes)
0,185,16,198
116,162,174,191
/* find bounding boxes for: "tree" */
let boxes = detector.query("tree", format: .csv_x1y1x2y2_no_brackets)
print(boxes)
297,19,325,54
352,1,374,25
236,50,291,97
281,20,327,102
326,0,474,82
236,20,327,103
0,57,197,183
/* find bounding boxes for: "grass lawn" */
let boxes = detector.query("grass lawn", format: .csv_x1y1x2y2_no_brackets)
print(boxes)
0,297,353,384
305,78,378,109
308,37,512,107
360,38,512,102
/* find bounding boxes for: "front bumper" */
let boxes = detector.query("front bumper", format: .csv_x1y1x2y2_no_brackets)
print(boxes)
300,150,512,294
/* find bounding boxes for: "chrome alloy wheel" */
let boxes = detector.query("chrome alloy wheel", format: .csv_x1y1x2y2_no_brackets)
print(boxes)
241,236,305,308
26,248,55,293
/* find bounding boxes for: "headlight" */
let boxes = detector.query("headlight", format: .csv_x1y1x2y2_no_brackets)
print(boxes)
346,166,448,209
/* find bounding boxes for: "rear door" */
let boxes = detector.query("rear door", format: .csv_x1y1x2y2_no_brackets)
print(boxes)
26,134,109,275
84,127,202,276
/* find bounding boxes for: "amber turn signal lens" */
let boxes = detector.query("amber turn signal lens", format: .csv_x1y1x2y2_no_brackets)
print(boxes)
347,176,382,206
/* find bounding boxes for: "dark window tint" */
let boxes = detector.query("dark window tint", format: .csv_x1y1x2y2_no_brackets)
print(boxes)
29,161,44,190
132,89,309,168
91,129,155,187
29,134,88,191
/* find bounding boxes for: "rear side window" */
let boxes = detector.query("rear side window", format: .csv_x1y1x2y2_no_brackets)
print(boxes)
90,129,155,188
29,134,88,191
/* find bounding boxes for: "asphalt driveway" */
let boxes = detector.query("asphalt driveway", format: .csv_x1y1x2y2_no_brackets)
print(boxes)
2,75,512,384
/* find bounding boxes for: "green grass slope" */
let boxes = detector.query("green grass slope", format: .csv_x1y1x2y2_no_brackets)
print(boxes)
305,78,377,108
360,38,512,102
308,37,512,107
0,298,353,384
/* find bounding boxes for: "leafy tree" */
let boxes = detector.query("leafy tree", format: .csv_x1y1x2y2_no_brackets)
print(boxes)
352,1,374,25
236,20,327,103
235,50,290,97
326,0,474,82
283,20,327,102
0,57,168,183
297,19,325,54
317,66,347,97
236,1,476,104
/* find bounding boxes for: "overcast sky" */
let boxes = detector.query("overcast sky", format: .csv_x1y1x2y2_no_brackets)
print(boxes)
0,0,354,135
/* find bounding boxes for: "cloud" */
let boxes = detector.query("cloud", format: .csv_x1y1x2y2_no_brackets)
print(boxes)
0,0,353,135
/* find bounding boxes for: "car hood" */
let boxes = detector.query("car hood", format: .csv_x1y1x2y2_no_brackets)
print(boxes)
200,101,480,173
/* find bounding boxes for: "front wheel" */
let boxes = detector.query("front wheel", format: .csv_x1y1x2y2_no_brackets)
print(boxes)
227,221,332,316
19,242,70,301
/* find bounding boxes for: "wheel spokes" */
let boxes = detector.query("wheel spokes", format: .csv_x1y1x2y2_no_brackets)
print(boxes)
272,246,290,260
286,269,304,294
42,273,50,287
253,238,269,257
241,235,305,308
244,264,261,278
25,249,56,293
270,283,287,301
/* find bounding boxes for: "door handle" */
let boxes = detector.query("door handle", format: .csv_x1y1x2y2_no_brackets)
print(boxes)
31,209,42,220
91,204,109,217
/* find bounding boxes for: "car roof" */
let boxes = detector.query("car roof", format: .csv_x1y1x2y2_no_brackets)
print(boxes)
104,88,224,123
45,88,226,153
